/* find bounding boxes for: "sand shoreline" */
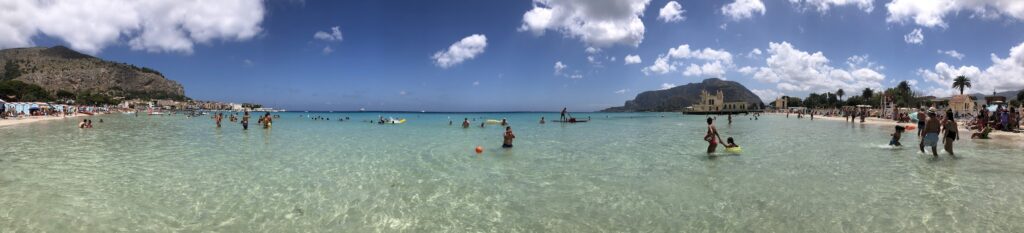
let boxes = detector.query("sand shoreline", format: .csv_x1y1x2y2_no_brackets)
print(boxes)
764,112,1023,148
0,113,102,128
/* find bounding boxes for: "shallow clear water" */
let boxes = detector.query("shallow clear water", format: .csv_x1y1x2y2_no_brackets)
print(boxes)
2,112,1023,232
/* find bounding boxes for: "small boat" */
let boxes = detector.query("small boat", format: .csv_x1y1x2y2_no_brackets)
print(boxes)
553,118,588,123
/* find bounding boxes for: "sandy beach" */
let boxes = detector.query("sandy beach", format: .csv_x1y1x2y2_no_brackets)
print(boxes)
766,112,1024,148
0,113,99,128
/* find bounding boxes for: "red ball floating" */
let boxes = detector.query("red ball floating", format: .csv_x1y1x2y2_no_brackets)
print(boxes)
475,146,483,154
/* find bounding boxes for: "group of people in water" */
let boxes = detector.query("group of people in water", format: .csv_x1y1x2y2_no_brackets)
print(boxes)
704,117,740,154
889,108,959,157
78,119,98,128
213,111,274,130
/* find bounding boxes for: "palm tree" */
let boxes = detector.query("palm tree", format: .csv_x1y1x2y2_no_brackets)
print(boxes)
836,89,845,102
952,75,971,95
896,81,913,107
862,88,874,99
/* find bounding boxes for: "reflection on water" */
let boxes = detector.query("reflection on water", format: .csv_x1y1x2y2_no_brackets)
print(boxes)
1,112,1023,232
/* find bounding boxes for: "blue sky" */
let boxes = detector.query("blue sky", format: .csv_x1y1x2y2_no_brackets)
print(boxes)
4,0,1024,111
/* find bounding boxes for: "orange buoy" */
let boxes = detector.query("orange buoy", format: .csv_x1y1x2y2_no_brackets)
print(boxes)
906,125,916,130
475,146,483,154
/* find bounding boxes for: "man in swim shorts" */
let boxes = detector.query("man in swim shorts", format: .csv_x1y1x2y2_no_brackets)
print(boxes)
919,111,941,157
503,126,515,148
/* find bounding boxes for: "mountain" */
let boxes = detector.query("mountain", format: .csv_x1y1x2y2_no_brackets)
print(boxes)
602,78,764,112
0,46,185,100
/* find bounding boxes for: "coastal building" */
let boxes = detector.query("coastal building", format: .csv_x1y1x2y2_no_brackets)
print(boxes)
774,96,788,109
948,94,975,114
688,89,751,113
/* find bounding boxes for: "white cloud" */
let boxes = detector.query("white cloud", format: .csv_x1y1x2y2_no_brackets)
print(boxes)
643,44,733,77
743,41,886,95
660,83,677,90
904,28,924,44
585,47,601,54
682,61,727,77
399,90,407,96
432,34,487,69
722,0,766,21
751,88,784,102
570,74,584,79
313,26,343,42
938,49,964,60
886,0,1024,28
788,0,873,13
920,41,1024,94
746,48,762,59
0,0,265,54
614,89,628,94
658,1,686,23
624,54,642,64
322,46,334,54
243,59,253,66
473,81,480,86
519,0,650,47
554,61,568,74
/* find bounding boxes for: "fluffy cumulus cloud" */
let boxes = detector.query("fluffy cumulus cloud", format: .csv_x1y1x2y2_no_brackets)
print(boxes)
432,34,487,69
0,0,265,54
624,54,642,64
739,41,886,95
313,26,343,42
751,88,784,102
904,28,924,44
788,0,873,13
642,44,733,78
746,48,762,59
722,0,766,21
886,0,1024,28
519,0,651,47
554,61,568,74
919,41,1024,95
658,1,686,23
938,49,965,60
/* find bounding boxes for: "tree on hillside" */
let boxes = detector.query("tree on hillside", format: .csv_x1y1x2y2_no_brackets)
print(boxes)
3,60,21,80
952,75,971,95
836,89,845,102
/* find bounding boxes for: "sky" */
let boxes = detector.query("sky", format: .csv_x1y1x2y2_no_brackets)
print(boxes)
2,0,1024,111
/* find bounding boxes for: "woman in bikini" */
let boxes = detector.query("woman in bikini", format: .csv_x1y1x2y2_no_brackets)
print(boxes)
705,117,723,154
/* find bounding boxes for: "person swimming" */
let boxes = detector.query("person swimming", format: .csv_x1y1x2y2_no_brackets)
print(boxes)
462,118,470,128
502,126,515,148
889,125,905,146
501,118,508,126
539,116,545,124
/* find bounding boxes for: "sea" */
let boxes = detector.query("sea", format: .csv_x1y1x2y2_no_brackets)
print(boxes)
1,112,1023,232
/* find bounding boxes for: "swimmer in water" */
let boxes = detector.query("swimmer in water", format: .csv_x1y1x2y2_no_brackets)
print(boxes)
540,116,545,124
462,118,470,128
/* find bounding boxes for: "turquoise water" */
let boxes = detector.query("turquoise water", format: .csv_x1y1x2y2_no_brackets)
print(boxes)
2,112,1024,232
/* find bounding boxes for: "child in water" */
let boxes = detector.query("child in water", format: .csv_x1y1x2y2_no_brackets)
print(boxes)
889,125,905,146
724,137,739,148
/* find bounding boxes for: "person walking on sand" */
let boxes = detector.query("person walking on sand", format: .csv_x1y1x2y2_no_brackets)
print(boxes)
242,111,250,130
502,126,515,148
215,113,223,128
942,109,959,156
705,117,723,154
920,111,941,157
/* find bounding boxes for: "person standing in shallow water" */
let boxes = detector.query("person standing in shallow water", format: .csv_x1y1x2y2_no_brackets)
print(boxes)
704,117,723,154
943,109,959,156
920,111,941,157
502,126,515,148
242,111,250,130
214,113,223,128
